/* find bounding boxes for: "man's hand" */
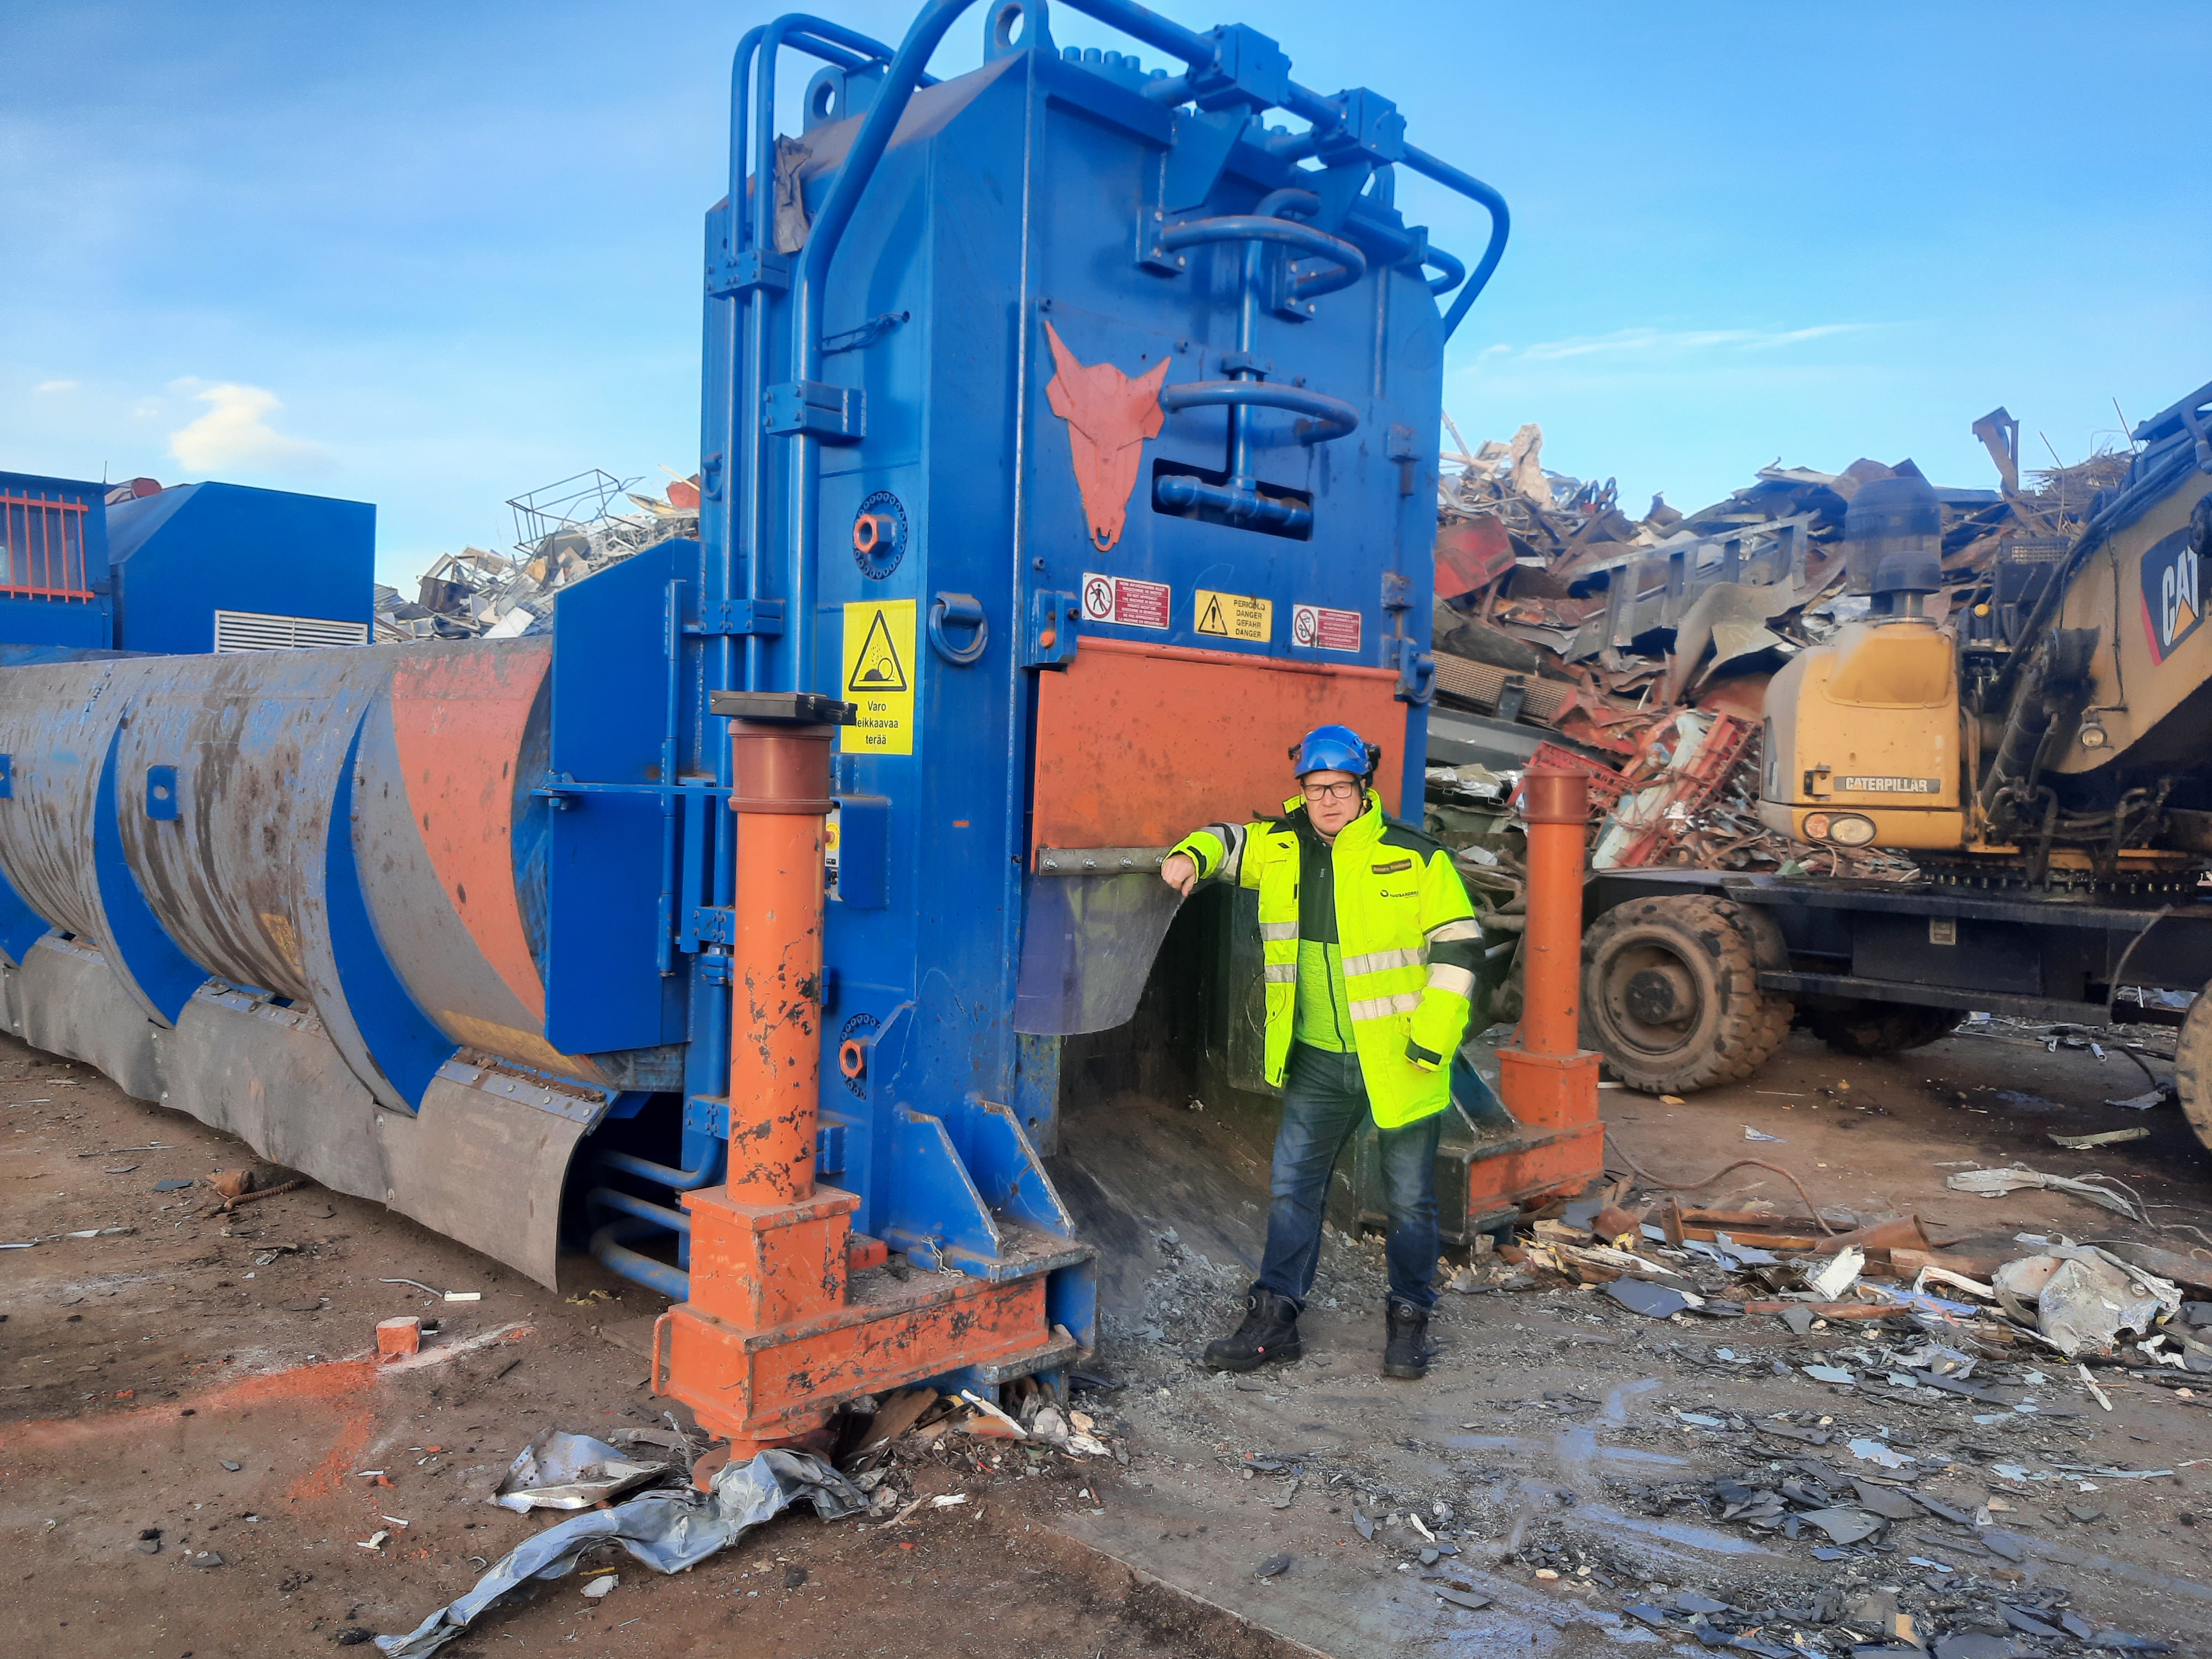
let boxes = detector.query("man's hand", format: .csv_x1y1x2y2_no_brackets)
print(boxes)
1161,852,1198,896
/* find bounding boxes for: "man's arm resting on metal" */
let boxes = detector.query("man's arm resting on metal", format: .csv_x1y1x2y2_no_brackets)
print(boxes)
1407,848,1484,1071
1163,820,1265,894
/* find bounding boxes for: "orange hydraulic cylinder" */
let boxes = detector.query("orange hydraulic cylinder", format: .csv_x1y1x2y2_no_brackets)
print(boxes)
1516,769,1589,1057
725,720,836,1206
1495,768,1601,1141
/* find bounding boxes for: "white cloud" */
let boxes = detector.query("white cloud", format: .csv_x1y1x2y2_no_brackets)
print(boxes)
167,382,330,474
34,379,78,393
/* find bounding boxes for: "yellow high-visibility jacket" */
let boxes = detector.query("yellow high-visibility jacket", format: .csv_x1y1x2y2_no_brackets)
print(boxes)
1171,792,1483,1126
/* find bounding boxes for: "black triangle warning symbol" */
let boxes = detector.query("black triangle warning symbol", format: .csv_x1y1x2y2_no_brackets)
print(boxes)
852,608,907,691
1197,593,1227,635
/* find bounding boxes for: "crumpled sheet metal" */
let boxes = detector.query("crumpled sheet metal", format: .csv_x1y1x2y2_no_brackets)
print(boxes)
378,1449,863,1657
492,1428,669,1512
1944,1164,2141,1219
1991,1245,2184,1358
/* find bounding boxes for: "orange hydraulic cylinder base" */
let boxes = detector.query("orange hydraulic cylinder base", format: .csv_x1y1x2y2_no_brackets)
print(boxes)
655,707,1070,1466
1480,768,1605,1209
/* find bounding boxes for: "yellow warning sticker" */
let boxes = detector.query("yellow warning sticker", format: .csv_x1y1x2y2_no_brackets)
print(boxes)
1193,588,1272,643
841,598,916,755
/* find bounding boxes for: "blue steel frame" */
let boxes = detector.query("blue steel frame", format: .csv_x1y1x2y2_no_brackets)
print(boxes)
579,0,1511,1363
0,470,113,651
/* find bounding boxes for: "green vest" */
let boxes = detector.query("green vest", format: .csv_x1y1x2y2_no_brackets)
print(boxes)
1172,794,1484,1128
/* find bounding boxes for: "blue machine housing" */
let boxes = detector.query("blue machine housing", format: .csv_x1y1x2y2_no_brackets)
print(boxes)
107,482,375,654
0,470,113,650
0,471,372,656
537,0,1508,1339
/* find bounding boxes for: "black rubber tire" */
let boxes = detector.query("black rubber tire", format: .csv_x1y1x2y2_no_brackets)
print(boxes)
1579,894,1793,1095
2177,984,2212,1152
1806,1001,1965,1057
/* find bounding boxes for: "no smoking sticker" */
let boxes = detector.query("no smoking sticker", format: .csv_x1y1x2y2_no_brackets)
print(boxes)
1193,588,1272,643
841,598,916,754
1291,603,1361,653
1081,572,1170,630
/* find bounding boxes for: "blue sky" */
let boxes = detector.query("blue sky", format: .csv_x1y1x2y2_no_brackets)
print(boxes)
4,1,2205,586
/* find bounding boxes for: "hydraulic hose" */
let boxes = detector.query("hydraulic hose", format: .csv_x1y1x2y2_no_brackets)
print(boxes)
1977,628,2098,826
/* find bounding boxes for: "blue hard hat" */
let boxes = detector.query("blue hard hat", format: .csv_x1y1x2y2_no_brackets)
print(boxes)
1291,723,1375,778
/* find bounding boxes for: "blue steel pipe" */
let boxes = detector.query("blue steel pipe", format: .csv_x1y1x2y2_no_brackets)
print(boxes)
1047,0,1511,330
593,1139,726,1192
1160,379,1358,442
782,2,1510,686
1154,473,1312,534
589,1185,695,1233
657,577,684,974
1402,144,1509,336
589,1217,691,1302
729,17,905,243
788,0,993,692
728,17,910,714
1157,214,1365,298
1422,243,1465,296
749,18,921,255
1058,0,1213,65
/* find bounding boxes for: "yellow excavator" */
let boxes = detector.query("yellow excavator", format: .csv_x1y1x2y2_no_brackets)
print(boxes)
1580,378,2212,1142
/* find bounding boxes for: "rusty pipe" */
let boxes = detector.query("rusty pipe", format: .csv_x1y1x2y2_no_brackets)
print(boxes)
725,718,836,1206
1516,769,1588,1058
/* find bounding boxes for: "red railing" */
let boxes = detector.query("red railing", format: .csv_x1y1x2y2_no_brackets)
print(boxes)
0,492,94,600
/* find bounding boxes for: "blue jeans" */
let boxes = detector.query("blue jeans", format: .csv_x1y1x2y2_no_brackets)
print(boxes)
1254,1043,1443,1313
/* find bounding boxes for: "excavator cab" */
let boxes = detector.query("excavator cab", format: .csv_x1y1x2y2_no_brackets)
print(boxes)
1756,473,1966,852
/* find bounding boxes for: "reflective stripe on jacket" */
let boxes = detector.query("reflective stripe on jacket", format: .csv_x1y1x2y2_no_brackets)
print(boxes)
1172,792,1483,1127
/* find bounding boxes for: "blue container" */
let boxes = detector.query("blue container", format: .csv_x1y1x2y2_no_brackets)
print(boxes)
107,481,374,654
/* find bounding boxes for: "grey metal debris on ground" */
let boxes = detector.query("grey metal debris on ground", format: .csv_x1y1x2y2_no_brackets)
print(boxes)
374,1448,862,1657
491,1428,671,1512
1947,1166,2145,1219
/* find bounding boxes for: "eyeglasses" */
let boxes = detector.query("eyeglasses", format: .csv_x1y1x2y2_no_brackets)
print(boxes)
1300,780,1363,802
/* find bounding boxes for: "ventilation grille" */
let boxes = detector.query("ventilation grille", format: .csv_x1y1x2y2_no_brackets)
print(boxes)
212,609,370,653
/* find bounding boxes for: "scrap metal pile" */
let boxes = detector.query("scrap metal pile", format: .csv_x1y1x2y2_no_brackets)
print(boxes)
374,468,701,642
1422,410,2130,900
1455,1171,2206,1361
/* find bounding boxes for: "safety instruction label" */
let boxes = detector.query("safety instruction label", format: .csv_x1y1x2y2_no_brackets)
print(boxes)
1193,588,1272,643
1292,602,1361,653
841,598,915,755
1081,572,1170,630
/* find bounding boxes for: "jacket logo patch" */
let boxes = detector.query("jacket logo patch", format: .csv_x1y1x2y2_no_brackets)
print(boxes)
1370,858,1413,874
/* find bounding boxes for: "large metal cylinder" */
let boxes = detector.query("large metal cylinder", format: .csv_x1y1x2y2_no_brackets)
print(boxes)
1517,768,1590,1058
0,640,593,1104
726,720,834,1205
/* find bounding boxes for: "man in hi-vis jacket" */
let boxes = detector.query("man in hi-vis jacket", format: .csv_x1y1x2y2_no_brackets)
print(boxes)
1161,723,1484,1379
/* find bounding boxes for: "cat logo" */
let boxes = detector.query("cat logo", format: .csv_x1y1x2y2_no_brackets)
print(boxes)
2140,526,2202,665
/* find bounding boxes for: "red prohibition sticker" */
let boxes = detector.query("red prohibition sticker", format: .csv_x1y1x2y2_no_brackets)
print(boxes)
1081,572,1170,630
1291,603,1360,652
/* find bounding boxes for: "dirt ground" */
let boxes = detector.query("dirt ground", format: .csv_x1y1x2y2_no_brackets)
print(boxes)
6,1018,2211,1657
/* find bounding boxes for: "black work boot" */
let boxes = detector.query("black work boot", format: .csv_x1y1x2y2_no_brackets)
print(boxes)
1381,1298,1431,1379
1203,1288,1302,1372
